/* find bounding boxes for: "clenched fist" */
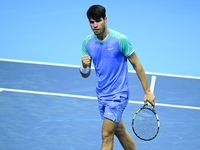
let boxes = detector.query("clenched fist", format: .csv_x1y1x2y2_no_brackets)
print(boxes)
82,55,91,68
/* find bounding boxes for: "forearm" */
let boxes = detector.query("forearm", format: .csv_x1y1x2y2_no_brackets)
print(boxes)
134,64,150,94
128,52,155,106
128,52,150,94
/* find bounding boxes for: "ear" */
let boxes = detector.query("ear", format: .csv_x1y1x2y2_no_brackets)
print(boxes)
104,17,107,23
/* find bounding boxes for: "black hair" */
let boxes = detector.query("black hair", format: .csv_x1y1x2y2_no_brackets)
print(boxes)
87,5,106,20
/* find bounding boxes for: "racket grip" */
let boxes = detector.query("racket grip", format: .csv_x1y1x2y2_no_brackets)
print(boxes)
145,101,148,105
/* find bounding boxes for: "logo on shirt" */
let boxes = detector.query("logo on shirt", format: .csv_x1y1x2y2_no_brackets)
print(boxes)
108,48,113,51
108,112,113,115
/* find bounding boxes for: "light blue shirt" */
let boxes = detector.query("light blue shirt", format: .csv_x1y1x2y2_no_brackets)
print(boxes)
82,29,134,99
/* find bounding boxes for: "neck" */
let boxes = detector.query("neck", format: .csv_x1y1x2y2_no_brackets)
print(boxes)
97,27,109,41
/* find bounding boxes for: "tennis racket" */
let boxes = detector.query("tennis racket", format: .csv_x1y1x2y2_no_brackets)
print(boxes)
132,76,160,141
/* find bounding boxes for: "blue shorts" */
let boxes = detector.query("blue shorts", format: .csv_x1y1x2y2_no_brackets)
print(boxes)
98,95,129,123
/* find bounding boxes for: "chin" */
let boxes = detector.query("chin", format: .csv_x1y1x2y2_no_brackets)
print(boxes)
95,31,101,35
94,32,99,35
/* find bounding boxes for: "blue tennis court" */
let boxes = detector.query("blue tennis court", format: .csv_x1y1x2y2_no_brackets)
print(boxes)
1,1,200,149
0,59,200,150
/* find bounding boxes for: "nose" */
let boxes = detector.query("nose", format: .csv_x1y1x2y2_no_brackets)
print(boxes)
93,23,98,27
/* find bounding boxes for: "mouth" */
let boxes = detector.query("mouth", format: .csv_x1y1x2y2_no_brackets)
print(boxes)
93,29,100,32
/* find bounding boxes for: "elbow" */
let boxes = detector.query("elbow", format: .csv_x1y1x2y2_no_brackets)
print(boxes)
133,64,143,72
133,64,137,71
132,63,138,71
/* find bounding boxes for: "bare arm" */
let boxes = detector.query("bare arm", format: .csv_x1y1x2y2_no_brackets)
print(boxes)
128,52,155,107
79,55,92,78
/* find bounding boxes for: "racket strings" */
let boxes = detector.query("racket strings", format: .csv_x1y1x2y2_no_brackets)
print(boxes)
133,109,158,140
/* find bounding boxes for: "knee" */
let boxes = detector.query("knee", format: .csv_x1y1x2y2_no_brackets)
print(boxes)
101,130,114,143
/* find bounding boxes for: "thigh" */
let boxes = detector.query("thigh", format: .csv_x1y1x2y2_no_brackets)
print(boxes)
102,118,118,135
115,118,126,133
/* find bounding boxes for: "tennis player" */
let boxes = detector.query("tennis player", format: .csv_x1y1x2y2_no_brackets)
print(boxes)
80,5,155,150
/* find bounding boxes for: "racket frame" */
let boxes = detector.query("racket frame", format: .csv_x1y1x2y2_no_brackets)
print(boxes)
132,104,160,141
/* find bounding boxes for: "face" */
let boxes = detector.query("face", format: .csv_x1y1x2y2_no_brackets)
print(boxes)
89,17,107,36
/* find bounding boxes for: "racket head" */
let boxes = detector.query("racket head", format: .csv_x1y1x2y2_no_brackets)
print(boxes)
132,105,160,141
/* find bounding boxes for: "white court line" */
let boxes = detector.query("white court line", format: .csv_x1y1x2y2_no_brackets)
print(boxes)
0,58,200,79
128,70,200,80
0,58,79,68
0,88,200,110
0,88,97,100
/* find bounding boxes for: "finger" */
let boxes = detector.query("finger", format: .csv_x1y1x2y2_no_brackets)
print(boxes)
144,98,155,107
82,56,91,68
144,99,148,105
82,56,91,62
82,59,90,65
149,100,155,108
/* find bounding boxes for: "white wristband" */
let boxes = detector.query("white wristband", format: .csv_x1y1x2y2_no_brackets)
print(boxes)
80,65,89,74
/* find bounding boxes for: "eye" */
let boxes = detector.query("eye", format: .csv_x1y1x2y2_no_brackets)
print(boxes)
96,19,101,23
90,21,94,24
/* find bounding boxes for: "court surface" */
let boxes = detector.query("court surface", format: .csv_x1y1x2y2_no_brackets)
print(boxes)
0,59,200,150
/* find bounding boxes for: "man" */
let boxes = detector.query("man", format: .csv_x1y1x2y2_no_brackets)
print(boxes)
79,5,155,150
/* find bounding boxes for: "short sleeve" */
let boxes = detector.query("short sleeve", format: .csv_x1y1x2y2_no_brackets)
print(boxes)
82,39,90,56
119,36,135,57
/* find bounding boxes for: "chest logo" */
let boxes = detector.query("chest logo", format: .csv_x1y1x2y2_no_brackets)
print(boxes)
108,48,113,51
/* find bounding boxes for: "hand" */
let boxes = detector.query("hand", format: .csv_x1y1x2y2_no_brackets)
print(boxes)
82,55,91,68
144,92,155,107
